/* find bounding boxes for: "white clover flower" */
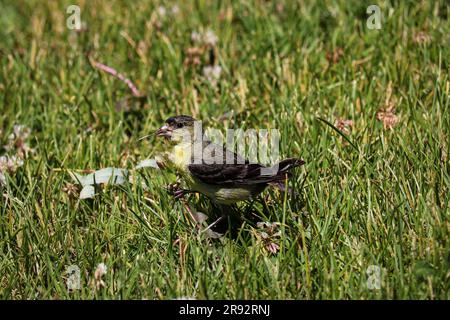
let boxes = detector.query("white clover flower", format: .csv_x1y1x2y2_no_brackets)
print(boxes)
95,263,107,278
157,6,167,17
0,155,24,172
0,125,31,188
0,172,5,186
203,30,218,46
4,124,32,156
171,5,180,15
0,156,9,171
191,30,218,47
0,155,24,187
202,65,222,85
94,262,107,290
191,31,202,43
13,125,30,139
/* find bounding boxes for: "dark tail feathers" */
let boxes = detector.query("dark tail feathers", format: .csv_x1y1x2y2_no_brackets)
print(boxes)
262,157,304,180
267,158,305,192
276,158,305,174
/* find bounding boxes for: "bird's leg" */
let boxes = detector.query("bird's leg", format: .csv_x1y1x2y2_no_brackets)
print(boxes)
166,182,198,199
173,188,198,199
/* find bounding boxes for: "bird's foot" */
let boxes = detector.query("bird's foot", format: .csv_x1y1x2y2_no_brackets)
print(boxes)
166,184,198,200
173,188,191,199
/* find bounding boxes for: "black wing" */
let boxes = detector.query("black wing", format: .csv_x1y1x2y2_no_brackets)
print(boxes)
188,141,276,186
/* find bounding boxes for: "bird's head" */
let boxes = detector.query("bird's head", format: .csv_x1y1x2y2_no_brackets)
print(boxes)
156,115,197,143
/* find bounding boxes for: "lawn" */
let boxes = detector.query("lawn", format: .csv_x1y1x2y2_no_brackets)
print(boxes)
0,0,448,299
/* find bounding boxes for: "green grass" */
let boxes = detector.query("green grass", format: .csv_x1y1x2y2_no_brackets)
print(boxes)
0,0,449,299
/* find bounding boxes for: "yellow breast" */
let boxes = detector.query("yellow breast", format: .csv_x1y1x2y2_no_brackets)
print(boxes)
169,143,192,170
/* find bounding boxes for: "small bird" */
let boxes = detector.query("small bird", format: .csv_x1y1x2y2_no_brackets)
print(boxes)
155,115,304,205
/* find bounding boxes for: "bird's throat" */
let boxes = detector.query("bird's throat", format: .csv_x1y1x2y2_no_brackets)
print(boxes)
168,142,193,170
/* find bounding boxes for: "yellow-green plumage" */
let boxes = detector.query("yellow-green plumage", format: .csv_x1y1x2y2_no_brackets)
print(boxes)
166,141,258,204
157,115,303,205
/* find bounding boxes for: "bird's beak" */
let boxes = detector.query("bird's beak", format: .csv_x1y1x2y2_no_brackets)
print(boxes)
156,125,172,138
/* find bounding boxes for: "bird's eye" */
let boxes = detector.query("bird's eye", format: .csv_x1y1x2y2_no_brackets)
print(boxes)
177,123,184,128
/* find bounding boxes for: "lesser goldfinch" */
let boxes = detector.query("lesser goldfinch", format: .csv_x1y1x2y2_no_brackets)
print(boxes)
156,115,304,205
